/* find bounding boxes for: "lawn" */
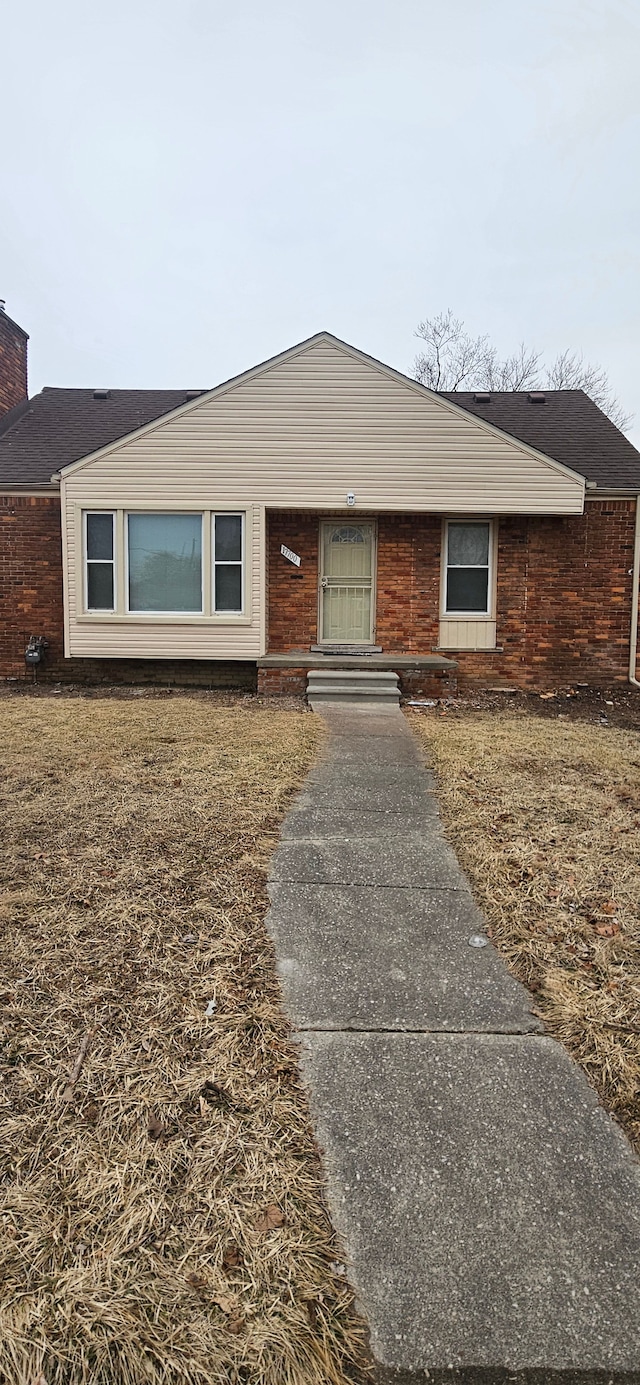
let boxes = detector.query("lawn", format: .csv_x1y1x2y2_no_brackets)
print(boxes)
0,692,367,1385
410,708,640,1154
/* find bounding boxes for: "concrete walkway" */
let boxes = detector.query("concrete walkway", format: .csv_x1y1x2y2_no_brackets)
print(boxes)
266,705,640,1382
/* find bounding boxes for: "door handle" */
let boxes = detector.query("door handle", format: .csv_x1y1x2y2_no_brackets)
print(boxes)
321,577,329,588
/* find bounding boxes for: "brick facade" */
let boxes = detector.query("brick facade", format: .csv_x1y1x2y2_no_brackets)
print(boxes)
0,310,28,419
0,495,65,676
266,504,637,689
1,499,636,692
267,514,320,649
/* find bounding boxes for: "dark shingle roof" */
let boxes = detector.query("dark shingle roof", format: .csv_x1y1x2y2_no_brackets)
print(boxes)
441,389,640,489
0,378,639,490
0,388,205,487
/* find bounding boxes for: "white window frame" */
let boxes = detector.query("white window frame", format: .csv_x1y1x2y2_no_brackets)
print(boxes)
440,519,495,620
125,511,204,616
212,511,245,615
83,511,116,613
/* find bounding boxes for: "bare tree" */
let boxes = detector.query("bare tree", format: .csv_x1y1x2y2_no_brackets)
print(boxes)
413,310,632,431
483,342,542,392
545,349,630,429
413,312,493,391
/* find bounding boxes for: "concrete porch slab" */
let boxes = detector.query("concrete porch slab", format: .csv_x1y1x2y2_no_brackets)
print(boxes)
258,651,458,671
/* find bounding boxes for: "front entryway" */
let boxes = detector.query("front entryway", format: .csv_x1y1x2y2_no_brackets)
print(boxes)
319,521,375,644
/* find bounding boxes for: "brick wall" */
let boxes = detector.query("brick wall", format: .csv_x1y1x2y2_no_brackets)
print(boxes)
375,516,441,651
474,503,636,689
267,514,319,649
1,500,636,691
0,311,28,418
257,667,308,697
0,495,65,675
267,505,638,688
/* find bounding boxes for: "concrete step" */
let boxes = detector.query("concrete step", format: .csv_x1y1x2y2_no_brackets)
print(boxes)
308,691,401,706
308,684,400,699
307,670,400,708
307,669,399,684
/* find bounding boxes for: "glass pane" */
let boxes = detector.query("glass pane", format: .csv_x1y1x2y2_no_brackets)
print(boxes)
128,513,202,612
86,513,113,560
447,523,489,566
446,568,489,613
87,562,114,610
215,563,242,612
215,514,242,562
323,524,372,579
330,526,365,544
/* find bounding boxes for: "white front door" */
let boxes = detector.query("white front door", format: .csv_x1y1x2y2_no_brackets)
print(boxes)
320,522,375,644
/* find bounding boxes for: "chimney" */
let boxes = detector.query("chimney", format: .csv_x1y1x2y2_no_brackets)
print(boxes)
0,301,29,420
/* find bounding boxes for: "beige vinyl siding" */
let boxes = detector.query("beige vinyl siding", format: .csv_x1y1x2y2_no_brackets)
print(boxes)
64,501,263,659
63,341,584,513
62,337,585,660
438,619,498,651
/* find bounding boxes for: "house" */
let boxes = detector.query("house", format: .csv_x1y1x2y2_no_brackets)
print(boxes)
2,303,640,698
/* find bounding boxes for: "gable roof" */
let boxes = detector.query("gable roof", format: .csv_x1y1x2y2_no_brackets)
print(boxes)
442,390,640,490
0,331,637,491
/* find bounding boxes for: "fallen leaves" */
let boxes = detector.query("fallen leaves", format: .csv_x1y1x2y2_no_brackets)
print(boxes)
185,1271,207,1291
201,1080,232,1109
222,1241,242,1270
255,1204,285,1233
147,1113,166,1140
226,1312,246,1335
211,1291,236,1314
185,1274,245,1332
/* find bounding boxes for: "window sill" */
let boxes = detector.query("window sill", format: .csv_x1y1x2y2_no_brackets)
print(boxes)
439,613,495,622
76,613,253,626
434,645,503,654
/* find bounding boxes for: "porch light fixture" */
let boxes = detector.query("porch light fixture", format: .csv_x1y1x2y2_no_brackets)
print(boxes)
346,492,356,506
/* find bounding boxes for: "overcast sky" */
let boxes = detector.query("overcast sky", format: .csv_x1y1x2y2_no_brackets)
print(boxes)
3,0,640,440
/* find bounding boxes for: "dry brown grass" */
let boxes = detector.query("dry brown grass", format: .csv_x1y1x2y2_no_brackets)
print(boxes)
0,694,369,1385
410,709,640,1154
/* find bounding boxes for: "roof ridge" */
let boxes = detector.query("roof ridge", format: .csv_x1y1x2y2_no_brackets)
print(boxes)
39,385,207,394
